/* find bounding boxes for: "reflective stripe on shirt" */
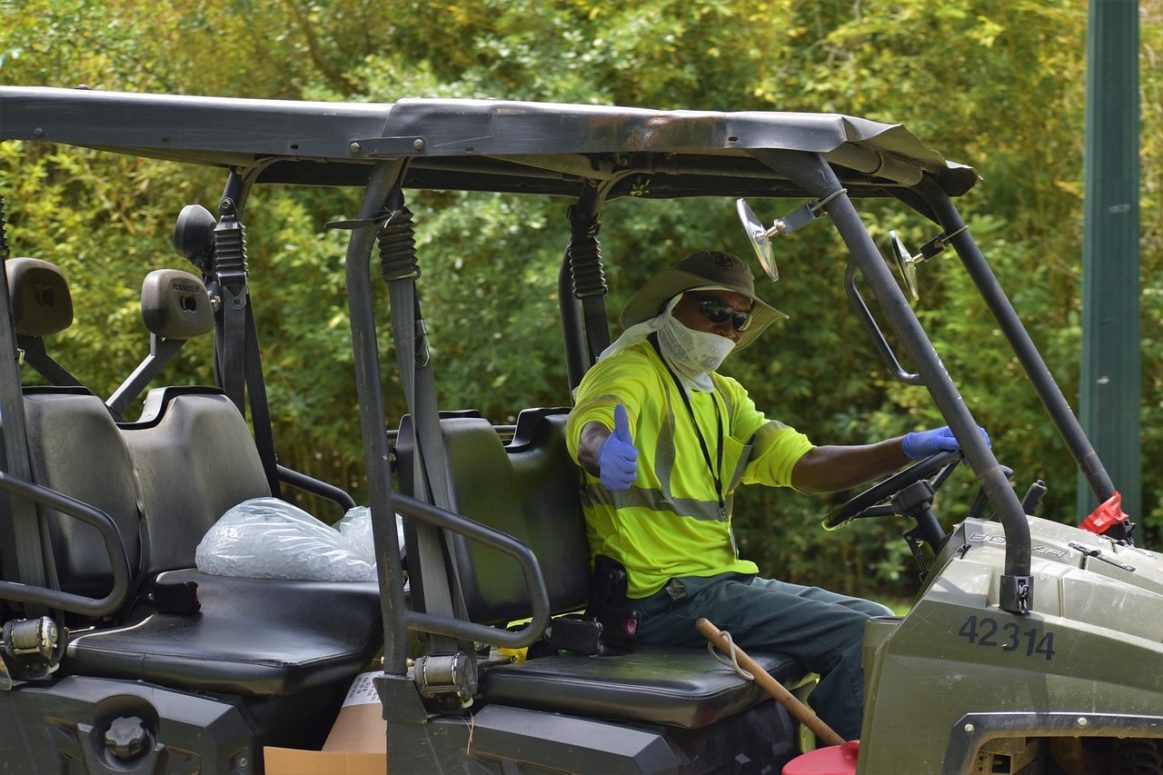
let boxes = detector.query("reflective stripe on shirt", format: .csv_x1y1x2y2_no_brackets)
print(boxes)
580,482,726,522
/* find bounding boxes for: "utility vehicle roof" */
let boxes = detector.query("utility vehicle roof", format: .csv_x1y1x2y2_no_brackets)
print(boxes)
0,86,977,200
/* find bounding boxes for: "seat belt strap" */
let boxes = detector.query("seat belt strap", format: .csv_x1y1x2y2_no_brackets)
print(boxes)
244,304,281,496
213,199,249,415
387,261,468,655
219,289,247,413
581,294,611,363
0,257,51,608
390,278,458,623
410,305,472,620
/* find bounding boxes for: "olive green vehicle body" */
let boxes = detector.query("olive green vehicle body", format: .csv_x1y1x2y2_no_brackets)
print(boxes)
859,515,1163,773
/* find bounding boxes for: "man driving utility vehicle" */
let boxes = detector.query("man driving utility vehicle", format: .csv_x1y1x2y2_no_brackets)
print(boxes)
567,250,985,740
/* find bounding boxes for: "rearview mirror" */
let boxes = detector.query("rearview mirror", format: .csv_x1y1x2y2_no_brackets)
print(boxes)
888,226,966,302
889,230,920,301
735,199,779,282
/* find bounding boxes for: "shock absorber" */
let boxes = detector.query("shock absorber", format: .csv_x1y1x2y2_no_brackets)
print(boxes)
567,203,610,358
568,207,605,300
212,198,248,288
211,198,250,411
377,203,428,369
377,204,419,283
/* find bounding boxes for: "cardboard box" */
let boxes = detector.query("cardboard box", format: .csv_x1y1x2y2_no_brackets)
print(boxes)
263,747,385,775
324,671,387,753
263,671,388,774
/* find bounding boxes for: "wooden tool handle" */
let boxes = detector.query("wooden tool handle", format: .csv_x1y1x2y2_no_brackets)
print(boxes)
696,617,848,747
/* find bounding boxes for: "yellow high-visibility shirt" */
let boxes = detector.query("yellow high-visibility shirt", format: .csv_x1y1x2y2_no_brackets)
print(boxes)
567,340,814,598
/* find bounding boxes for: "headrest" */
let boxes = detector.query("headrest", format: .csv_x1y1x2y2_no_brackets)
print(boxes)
140,269,214,340
5,257,74,337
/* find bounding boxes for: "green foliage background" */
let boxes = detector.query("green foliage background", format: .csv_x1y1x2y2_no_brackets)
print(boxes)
0,0,1160,600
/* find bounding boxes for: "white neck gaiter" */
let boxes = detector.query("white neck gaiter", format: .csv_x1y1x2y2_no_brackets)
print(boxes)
656,303,735,392
597,288,736,393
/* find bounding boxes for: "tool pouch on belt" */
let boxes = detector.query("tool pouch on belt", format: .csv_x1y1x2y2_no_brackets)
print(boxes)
584,554,640,651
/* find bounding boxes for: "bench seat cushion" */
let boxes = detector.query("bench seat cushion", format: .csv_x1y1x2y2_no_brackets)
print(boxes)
65,569,382,697
481,647,805,729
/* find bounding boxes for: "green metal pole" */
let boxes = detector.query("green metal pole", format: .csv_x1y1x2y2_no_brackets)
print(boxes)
1079,0,1141,522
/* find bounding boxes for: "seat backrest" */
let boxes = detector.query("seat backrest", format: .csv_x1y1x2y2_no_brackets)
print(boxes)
120,387,271,574
506,410,591,610
21,387,142,601
0,263,137,604
0,270,269,604
397,409,591,626
6,386,273,607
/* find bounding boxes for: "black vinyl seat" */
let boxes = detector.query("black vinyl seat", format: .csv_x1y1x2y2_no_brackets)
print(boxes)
22,387,383,698
482,646,803,730
22,387,142,603
67,569,380,696
120,387,276,573
1,262,382,704
397,409,807,730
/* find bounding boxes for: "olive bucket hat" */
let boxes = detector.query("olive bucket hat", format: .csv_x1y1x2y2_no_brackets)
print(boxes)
620,250,787,350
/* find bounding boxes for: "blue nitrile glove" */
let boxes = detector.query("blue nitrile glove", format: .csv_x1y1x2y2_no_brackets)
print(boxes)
902,425,990,460
599,404,638,491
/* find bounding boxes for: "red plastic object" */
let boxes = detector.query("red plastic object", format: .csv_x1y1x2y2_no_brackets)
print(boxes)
1081,491,1130,535
782,741,860,775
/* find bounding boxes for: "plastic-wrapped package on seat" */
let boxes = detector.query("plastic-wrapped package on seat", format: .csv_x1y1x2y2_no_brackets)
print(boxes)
335,506,375,566
336,505,406,566
195,497,386,582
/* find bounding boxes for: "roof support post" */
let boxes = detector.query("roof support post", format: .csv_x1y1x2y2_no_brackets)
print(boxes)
753,149,1033,614
344,159,411,675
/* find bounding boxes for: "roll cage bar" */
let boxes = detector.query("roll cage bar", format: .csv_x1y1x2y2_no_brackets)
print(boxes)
0,86,1118,672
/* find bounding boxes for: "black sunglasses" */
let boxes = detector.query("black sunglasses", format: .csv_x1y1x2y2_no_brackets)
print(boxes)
686,293,753,332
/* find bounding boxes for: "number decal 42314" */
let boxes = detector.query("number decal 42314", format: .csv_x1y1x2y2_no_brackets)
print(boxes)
958,615,1056,662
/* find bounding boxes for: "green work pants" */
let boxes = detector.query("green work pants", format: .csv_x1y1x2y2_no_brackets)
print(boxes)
633,572,891,741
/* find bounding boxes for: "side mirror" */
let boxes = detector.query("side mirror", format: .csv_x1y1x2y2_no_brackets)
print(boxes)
889,230,920,301
736,191,846,283
736,199,779,282
888,226,966,302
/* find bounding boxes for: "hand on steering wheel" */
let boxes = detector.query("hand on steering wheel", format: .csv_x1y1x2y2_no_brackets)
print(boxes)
823,449,962,530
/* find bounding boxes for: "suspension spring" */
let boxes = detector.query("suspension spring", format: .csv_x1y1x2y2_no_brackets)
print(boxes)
378,206,420,282
569,216,606,299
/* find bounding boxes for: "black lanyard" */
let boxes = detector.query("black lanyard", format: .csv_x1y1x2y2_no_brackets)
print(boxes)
650,335,727,518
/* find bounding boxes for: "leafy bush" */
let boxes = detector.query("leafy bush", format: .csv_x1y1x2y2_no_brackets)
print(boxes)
2,0,1160,600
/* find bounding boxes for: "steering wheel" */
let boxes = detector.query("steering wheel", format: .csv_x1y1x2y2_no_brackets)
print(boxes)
823,449,962,530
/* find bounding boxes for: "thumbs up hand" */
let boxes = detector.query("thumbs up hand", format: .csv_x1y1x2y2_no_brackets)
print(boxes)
598,404,639,491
